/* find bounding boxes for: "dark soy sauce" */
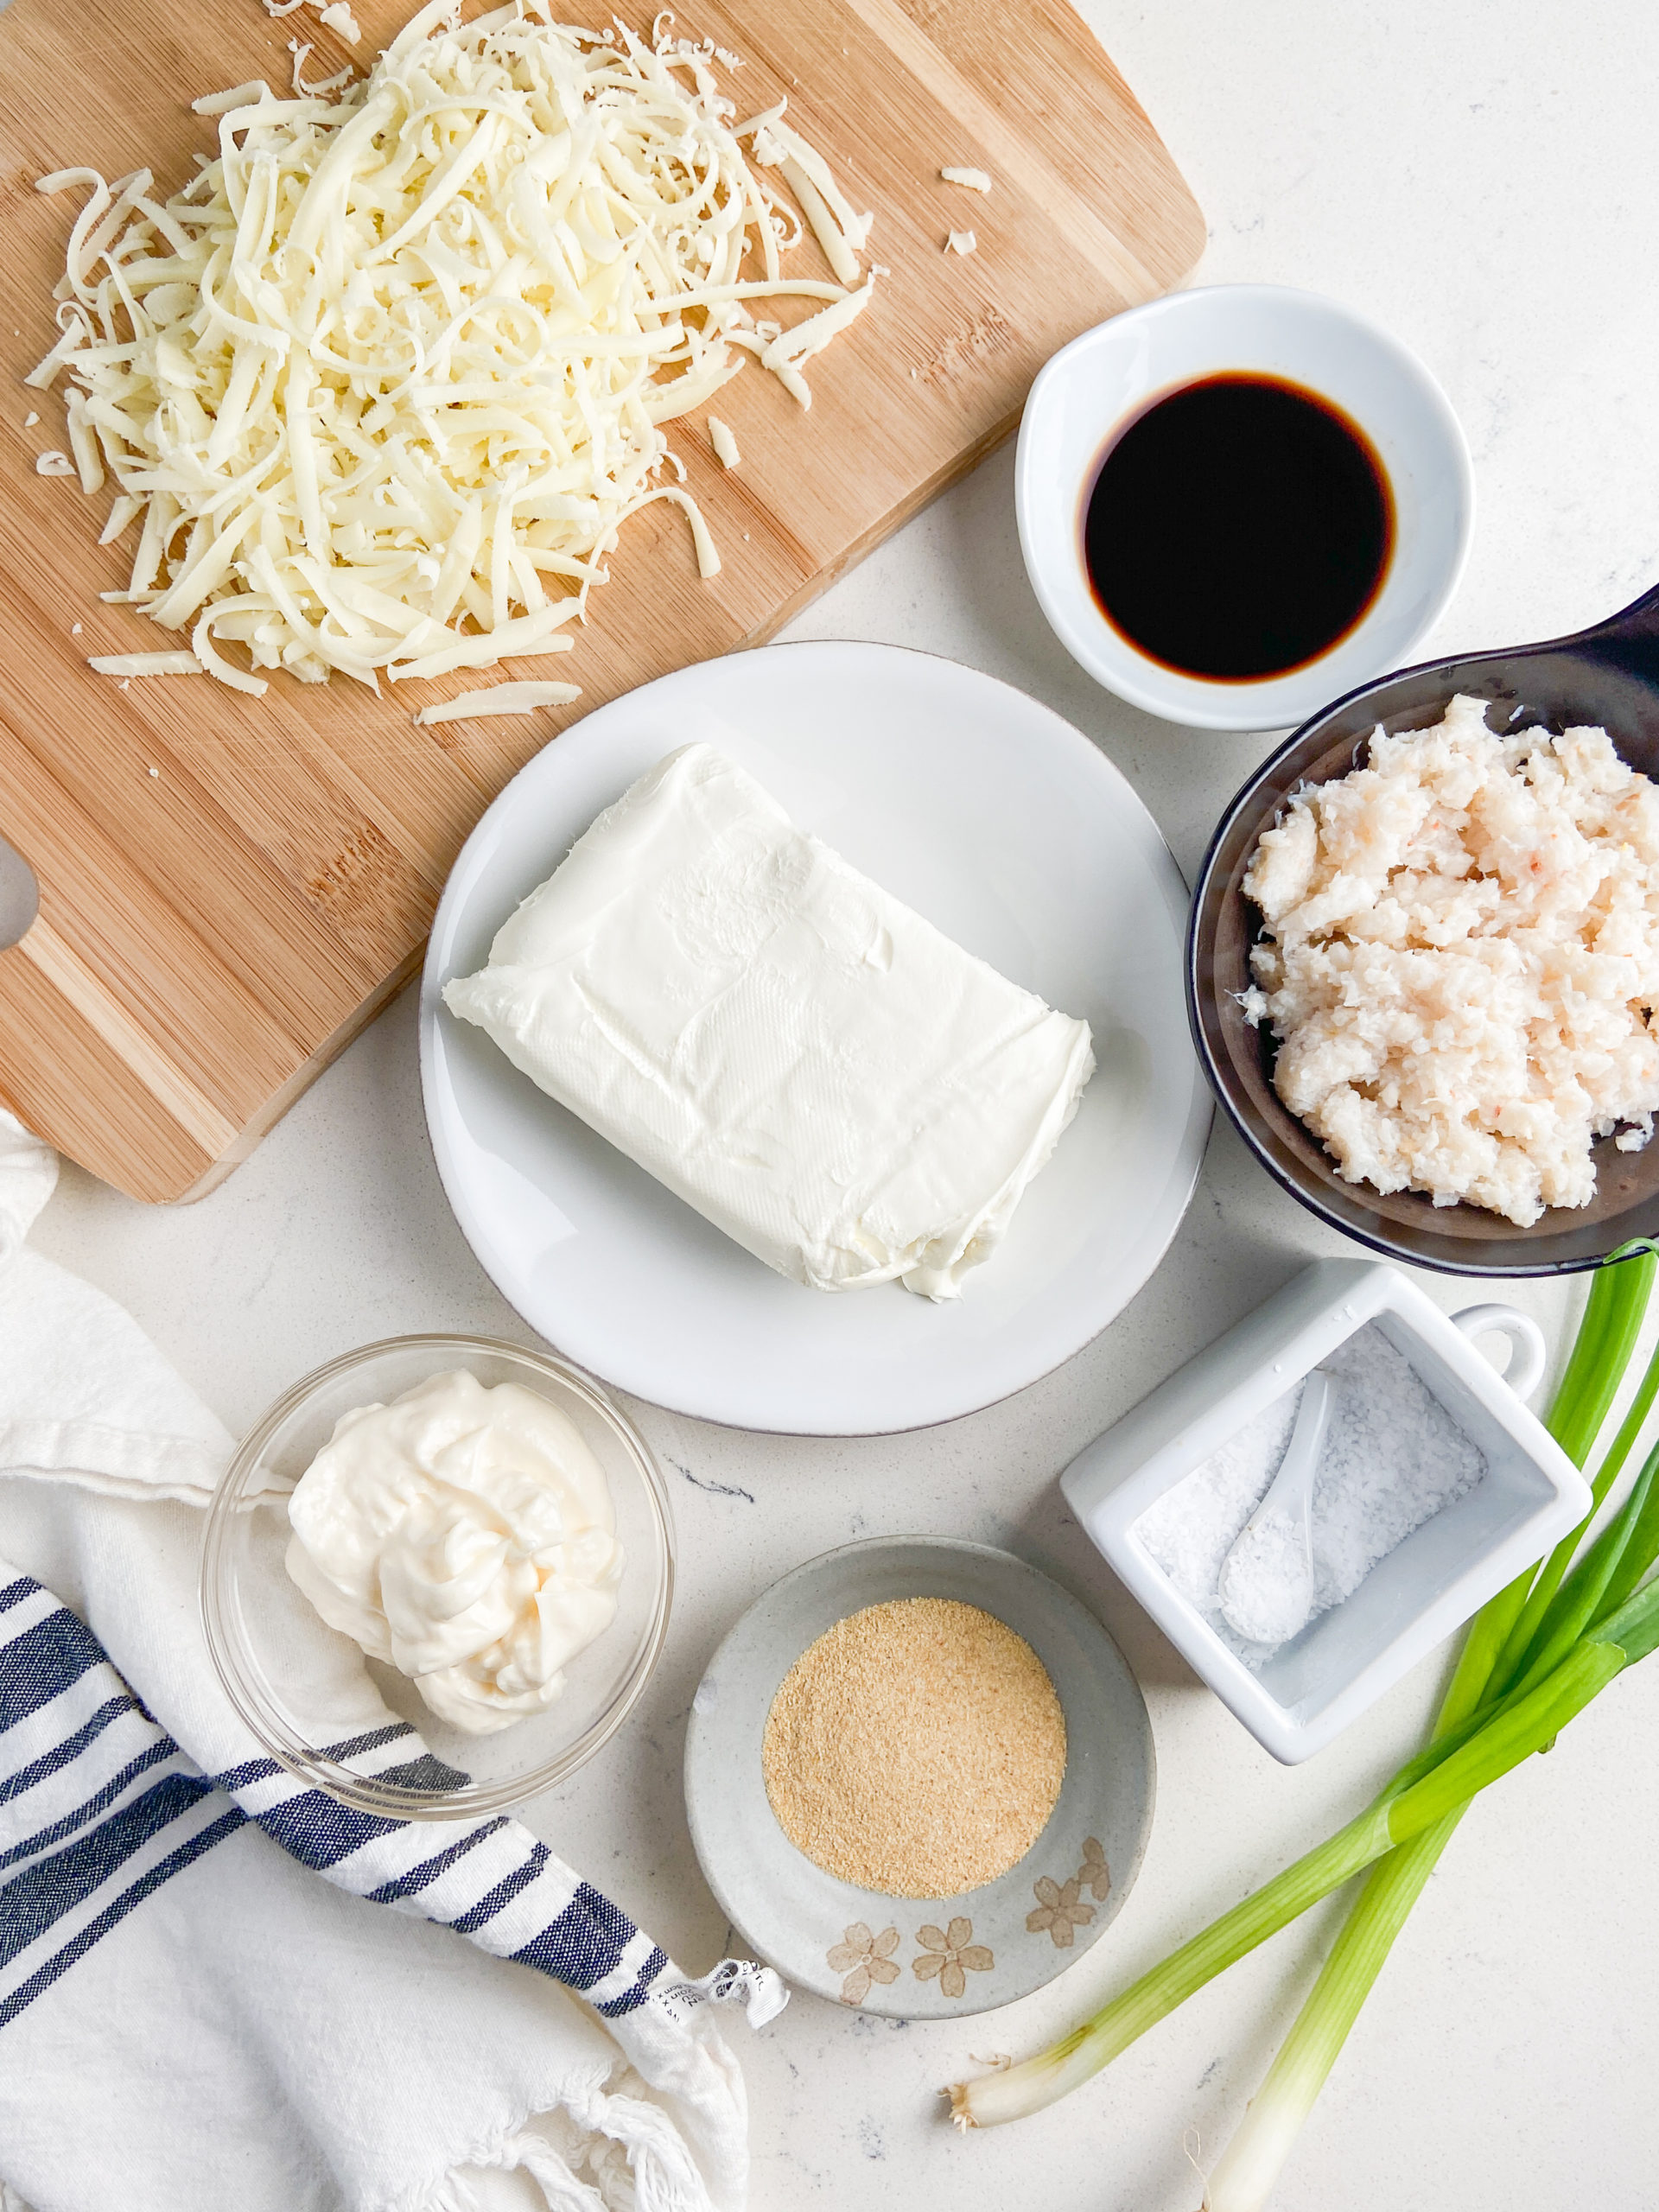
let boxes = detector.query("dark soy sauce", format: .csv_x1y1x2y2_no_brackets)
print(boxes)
1084,373,1395,683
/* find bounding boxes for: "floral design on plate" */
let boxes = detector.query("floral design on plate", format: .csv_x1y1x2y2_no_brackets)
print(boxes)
1027,1874,1096,1948
1078,1835,1110,1901
912,1916,994,1999
1027,1836,1111,1947
827,1923,901,2006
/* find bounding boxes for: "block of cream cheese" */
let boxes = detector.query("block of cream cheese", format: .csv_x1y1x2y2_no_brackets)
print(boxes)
442,744,1095,1298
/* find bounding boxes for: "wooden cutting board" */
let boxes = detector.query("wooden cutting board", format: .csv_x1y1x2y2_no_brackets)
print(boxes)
0,0,1200,1202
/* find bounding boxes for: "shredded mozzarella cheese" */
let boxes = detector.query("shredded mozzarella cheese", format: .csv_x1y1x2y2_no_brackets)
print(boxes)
30,3,876,699
946,229,977,255
708,415,740,468
939,166,991,193
288,38,353,95
88,651,204,675
413,678,582,723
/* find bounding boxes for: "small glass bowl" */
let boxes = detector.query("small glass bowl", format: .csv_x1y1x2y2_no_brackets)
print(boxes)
200,1333,675,1820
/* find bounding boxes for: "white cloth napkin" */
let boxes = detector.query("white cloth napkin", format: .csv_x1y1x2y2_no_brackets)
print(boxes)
0,1113,783,2212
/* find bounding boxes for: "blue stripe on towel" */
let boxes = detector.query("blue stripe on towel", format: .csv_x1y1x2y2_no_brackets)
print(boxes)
510,1881,637,1993
0,1771,217,1967
210,1752,285,1793
0,1741,181,1873
364,1818,504,1904
0,1572,671,2031
0,1611,104,1734
315,1724,421,1764
594,1945,669,2018
0,1809,245,2030
451,1840,549,1933
251,1789,404,1869
213,1723,419,1796
0,1694,134,1807
370,1751,472,1793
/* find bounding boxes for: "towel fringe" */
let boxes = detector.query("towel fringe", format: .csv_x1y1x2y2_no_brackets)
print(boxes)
502,2132,610,2212
569,2086,716,2212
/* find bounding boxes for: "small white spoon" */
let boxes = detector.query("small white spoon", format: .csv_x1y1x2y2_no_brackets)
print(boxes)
1217,1370,1335,1647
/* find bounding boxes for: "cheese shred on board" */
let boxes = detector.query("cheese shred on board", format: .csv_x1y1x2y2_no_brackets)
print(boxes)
413,677,582,722
27,1,877,699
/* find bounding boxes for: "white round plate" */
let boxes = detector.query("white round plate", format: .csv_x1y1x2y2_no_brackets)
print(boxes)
418,640,1210,1433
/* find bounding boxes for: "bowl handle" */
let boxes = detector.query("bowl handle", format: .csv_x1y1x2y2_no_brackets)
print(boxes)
1451,1303,1546,1402
1571,578,1659,681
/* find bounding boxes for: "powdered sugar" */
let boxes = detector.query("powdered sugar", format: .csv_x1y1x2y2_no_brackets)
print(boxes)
1135,1323,1488,1667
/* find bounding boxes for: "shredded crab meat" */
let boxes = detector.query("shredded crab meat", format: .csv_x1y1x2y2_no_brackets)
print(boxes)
28,1,877,696
1243,695,1659,1226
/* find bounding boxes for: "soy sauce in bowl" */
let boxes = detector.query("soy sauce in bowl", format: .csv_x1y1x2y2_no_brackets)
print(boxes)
1084,372,1395,684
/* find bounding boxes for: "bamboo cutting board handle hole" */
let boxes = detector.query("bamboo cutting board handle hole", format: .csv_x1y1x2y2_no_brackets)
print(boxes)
0,836,38,951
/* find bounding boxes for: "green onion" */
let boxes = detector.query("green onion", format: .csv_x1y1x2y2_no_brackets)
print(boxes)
1489,1248,1659,1688
1440,1247,1655,1729
950,1249,1659,2156
1198,1817,1458,2212
951,1590,1645,2131
1504,1440,1659,1700
1199,1248,1659,2209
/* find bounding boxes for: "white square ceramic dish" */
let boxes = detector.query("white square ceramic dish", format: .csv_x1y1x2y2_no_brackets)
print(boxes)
1060,1258,1592,1763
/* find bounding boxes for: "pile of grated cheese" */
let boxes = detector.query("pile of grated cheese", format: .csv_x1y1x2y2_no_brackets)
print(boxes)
1244,695,1659,1226
28,0,876,701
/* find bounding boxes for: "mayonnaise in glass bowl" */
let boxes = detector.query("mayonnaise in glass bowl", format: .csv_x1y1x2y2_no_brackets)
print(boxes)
201,1335,674,1819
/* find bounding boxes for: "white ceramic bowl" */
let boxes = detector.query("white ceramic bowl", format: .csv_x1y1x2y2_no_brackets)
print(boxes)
1060,1259,1589,1764
683,1538,1154,2018
1016,284,1475,730
200,1335,675,1818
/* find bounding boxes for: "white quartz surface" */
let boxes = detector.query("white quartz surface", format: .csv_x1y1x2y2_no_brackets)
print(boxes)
23,1,1659,2205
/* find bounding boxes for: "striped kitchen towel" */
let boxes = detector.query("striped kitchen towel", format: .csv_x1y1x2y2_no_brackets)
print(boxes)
0,1113,781,2212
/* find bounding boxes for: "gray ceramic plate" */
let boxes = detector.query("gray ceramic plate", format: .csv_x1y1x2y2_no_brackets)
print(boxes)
683,1537,1155,2018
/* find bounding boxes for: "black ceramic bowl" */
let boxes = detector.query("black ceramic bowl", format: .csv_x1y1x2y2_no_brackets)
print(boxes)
1187,582,1659,1275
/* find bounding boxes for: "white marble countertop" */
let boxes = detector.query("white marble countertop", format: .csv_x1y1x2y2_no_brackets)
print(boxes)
29,1,1659,2204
